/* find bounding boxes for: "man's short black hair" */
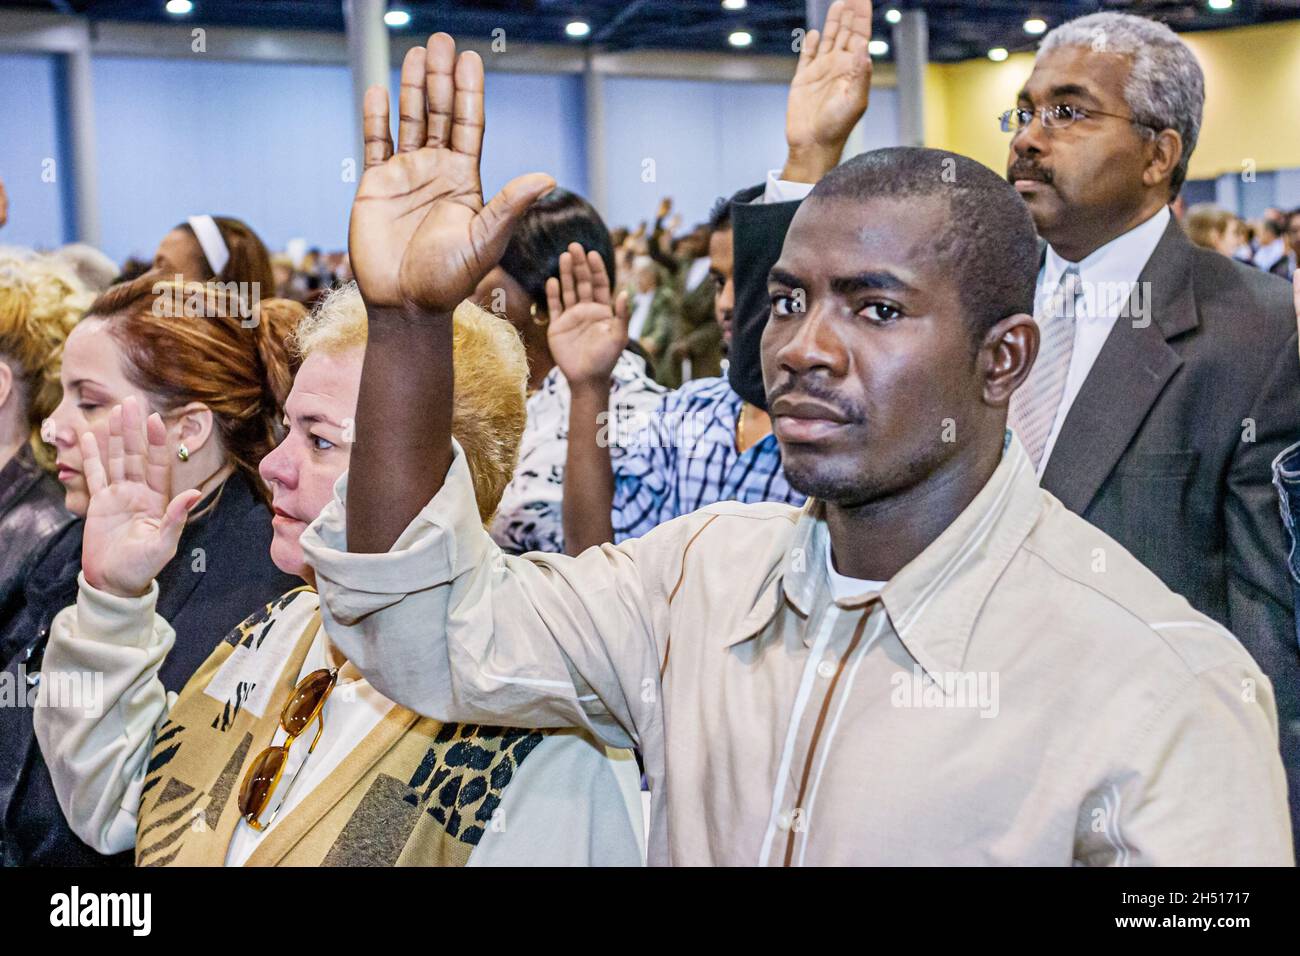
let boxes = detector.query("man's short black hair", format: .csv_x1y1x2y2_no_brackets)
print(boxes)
498,188,616,305
708,182,765,233
808,147,1040,342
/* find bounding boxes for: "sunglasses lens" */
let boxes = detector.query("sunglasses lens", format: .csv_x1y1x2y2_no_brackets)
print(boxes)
239,745,288,821
281,668,335,735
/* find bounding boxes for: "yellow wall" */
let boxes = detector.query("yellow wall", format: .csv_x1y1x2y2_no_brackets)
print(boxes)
922,20,1300,181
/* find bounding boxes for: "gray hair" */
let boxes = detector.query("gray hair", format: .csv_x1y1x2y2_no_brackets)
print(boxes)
1040,12,1204,196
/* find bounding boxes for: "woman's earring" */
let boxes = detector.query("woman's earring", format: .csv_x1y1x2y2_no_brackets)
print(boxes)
531,303,548,327
176,443,190,462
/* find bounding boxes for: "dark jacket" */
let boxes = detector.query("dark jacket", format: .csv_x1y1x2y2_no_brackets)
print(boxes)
0,446,74,642
0,469,298,866
730,200,1300,846
1039,220,1300,846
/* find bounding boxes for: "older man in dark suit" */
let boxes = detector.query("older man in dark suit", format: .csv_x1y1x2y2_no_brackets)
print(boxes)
1003,12,1300,842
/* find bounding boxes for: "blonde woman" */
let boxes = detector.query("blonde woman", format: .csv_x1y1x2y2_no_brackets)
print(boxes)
35,283,645,866
0,253,88,619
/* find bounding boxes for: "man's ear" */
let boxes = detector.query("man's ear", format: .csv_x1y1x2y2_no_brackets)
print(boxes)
980,313,1038,408
1143,128,1184,192
171,401,216,455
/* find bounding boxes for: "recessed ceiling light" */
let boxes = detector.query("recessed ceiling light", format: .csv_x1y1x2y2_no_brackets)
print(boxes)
165,0,193,15
1208,0,1233,10
988,47,1009,62
722,0,747,10
383,9,410,28
868,39,889,56
566,19,592,38
728,30,753,47
1023,18,1047,35
885,8,902,24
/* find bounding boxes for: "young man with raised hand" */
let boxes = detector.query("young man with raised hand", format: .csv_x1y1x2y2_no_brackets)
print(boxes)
302,30,1292,866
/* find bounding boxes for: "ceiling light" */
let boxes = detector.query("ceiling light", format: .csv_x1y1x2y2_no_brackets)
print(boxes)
566,19,592,38
1023,18,1047,35
1208,0,1233,10
728,30,753,47
383,9,410,28
722,0,747,10
165,0,193,14
868,39,889,56
988,47,1009,62
885,8,902,24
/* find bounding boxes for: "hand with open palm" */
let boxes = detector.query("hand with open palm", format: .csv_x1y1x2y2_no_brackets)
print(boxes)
79,397,203,599
784,0,874,182
546,243,630,390
348,33,556,313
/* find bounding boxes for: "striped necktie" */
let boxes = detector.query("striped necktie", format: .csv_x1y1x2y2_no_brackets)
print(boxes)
1009,265,1082,470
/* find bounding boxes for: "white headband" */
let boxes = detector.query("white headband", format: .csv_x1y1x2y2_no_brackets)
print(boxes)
187,215,230,276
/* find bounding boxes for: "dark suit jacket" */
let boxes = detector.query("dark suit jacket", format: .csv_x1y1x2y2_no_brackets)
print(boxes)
1040,220,1300,842
731,199,1300,843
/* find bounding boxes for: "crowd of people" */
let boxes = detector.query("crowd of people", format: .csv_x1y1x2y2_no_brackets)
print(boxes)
0,0,1299,866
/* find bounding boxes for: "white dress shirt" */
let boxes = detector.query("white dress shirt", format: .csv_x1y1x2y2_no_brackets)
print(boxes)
1034,205,1170,473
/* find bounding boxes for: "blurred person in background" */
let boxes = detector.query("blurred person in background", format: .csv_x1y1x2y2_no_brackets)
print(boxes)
153,214,276,295
0,254,89,622
0,276,300,866
628,254,679,380
1281,209,1300,281
1256,209,1290,275
469,188,665,556
1184,203,1245,258
53,243,119,294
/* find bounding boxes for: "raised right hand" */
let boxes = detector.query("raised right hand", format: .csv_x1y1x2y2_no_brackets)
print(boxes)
546,242,629,389
348,33,555,313
80,397,202,599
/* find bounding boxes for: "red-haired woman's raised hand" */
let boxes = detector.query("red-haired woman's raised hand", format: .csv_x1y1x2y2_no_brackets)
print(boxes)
348,33,555,313
79,396,202,599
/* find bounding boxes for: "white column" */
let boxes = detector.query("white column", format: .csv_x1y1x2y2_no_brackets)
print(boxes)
64,26,100,246
893,8,927,148
583,56,608,216
342,0,389,151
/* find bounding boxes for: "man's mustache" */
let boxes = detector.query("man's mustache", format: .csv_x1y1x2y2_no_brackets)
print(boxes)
1008,160,1053,184
766,379,864,424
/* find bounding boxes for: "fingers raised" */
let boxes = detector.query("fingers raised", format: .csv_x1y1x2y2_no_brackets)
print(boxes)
80,431,107,497
362,85,393,169
397,45,428,152
587,250,612,306
144,412,172,499
545,276,564,319
570,242,595,303
121,396,146,483
558,249,578,309
469,172,557,279
107,404,125,484
451,50,486,159
425,32,456,148
160,489,203,548
818,0,843,56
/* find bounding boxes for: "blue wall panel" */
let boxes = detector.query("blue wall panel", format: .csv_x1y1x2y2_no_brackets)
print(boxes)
0,53,67,252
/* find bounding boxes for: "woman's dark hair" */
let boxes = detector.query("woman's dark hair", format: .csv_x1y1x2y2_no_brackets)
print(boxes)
176,216,276,295
497,189,615,309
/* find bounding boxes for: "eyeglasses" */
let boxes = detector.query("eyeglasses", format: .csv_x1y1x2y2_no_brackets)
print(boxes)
998,104,1155,134
237,667,338,831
